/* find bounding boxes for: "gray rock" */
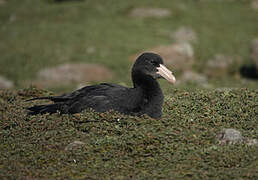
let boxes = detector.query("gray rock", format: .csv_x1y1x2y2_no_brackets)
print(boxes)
65,141,85,151
245,138,258,146
180,71,207,84
9,14,16,23
129,7,171,18
0,0,6,6
216,128,244,145
131,42,194,72
207,54,233,69
204,54,240,78
251,0,258,10
0,76,14,89
215,87,234,92
251,38,258,70
216,128,258,146
171,26,198,43
34,63,113,88
86,46,96,54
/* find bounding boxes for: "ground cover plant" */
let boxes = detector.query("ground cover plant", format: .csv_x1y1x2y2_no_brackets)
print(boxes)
0,87,257,179
0,0,258,179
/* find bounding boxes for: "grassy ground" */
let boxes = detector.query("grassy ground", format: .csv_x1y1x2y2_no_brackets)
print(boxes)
0,0,258,179
0,87,257,179
1,0,258,89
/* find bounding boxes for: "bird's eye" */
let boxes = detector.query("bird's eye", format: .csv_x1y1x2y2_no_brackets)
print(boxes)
150,60,158,66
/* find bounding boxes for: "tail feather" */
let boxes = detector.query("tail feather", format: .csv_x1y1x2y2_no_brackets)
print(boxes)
26,97,53,102
26,96,71,103
27,104,61,115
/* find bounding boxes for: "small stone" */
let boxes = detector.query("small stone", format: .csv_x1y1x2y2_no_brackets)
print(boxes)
214,87,234,92
217,128,258,146
9,14,16,23
251,1,258,10
245,138,258,146
204,54,240,78
86,46,96,54
207,54,233,69
171,26,198,43
0,0,6,6
129,7,171,18
0,76,14,89
216,128,244,145
65,141,85,151
181,71,207,84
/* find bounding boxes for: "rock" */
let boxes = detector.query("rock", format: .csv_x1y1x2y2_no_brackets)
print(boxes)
0,76,14,89
129,7,171,18
216,128,258,146
245,138,258,146
131,42,194,72
204,54,240,78
65,141,85,151
216,128,244,145
251,0,258,10
171,26,198,43
0,0,6,6
86,46,96,54
214,87,234,92
34,63,113,88
180,71,207,84
251,38,258,70
9,14,16,23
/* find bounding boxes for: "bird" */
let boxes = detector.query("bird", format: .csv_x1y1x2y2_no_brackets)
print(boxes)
27,52,176,119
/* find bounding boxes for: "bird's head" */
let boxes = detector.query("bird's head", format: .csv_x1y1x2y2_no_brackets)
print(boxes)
132,52,176,84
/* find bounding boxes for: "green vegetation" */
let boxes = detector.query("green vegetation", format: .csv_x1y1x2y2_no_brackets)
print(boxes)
0,87,257,179
0,0,258,179
1,0,258,89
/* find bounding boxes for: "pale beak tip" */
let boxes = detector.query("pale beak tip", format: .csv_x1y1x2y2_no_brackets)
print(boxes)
170,76,176,84
157,64,176,85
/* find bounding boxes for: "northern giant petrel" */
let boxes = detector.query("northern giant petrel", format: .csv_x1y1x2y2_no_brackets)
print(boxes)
27,52,176,119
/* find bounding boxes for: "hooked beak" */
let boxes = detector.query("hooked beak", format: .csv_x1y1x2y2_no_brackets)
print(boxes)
157,64,176,84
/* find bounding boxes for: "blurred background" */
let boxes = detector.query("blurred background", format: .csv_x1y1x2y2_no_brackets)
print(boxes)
0,0,258,93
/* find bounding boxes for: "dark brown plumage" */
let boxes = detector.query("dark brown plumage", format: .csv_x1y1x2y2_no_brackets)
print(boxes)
27,52,176,119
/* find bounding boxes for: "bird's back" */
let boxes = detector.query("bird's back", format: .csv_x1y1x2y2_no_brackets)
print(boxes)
27,83,144,115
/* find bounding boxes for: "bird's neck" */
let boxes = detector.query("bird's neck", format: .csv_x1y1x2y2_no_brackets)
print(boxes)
132,73,162,96
132,73,164,119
